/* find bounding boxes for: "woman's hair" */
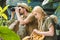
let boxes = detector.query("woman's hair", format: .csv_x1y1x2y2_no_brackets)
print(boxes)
32,6,47,30
32,6,47,19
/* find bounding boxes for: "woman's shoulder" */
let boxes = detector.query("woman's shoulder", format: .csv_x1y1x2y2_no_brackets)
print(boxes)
49,15,58,23
44,16,51,21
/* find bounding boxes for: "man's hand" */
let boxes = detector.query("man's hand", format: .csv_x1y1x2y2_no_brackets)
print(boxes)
15,7,20,13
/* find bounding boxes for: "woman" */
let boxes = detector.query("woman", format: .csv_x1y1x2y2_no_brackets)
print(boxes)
30,6,57,40
15,5,56,40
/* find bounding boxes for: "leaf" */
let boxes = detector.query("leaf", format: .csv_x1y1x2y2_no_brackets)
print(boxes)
1,13,8,20
1,5,9,13
29,6,32,12
55,6,60,12
0,6,2,13
0,5,9,20
0,6,2,10
27,0,31,3
0,27,20,40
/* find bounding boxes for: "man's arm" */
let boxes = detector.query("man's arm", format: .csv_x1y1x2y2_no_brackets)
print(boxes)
10,11,15,20
15,7,34,24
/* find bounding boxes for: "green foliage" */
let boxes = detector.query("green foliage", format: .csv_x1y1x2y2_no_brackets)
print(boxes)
0,5,20,40
49,0,53,2
0,5,9,26
0,18,8,26
0,27,20,40
27,0,31,4
0,5,9,20
55,6,60,12
0,0,2,1
29,6,33,12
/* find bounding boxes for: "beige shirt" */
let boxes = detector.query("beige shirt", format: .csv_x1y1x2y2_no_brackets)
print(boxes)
38,17,56,40
26,15,38,35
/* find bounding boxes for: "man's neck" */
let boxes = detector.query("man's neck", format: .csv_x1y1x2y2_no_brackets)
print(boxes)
24,11,28,16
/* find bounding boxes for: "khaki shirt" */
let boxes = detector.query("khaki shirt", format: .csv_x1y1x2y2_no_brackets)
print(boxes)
38,17,56,40
26,15,38,35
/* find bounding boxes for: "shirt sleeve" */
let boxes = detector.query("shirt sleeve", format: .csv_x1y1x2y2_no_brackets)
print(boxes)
25,13,35,23
46,17,52,29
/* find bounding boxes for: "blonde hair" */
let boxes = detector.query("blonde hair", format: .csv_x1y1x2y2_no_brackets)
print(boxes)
32,6,47,31
32,6,47,19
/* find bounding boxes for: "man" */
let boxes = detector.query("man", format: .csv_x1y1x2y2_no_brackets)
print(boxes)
14,4,39,40
9,3,37,39
6,0,27,19
9,2,38,39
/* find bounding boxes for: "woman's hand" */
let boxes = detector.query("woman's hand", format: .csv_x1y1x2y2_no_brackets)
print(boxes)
33,29,40,34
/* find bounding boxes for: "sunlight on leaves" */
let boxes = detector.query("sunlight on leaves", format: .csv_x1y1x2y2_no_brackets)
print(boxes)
1,13,8,20
27,0,31,4
0,5,9,20
0,6,2,11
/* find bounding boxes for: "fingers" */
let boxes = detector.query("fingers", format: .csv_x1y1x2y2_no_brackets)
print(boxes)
15,7,19,13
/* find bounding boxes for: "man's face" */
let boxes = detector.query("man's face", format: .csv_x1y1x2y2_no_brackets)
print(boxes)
18,7,24,14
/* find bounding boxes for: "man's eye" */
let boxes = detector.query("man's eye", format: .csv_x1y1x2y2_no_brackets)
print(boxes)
35,14,37,15
21,7,24,8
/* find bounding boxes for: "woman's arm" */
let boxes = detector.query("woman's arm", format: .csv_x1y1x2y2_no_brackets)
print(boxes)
33,24,54,36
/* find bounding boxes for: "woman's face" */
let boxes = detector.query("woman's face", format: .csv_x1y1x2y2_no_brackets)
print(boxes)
34,12,41,19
